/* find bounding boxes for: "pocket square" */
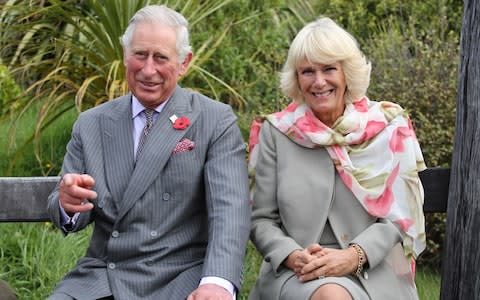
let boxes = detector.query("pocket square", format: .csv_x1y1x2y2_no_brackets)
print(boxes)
173,138,195,154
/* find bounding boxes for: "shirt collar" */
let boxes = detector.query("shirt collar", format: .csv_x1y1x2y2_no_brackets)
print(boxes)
131,95,169,119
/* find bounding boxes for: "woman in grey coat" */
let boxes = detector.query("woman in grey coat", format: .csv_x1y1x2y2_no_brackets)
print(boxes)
248,17,426,300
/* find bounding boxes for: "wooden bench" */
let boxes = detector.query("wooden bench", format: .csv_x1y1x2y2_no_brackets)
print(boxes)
0,168,450,222
0,168,450,299
0,176,60,222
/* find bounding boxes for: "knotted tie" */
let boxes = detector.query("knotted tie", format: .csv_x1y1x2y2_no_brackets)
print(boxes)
136,108,155,159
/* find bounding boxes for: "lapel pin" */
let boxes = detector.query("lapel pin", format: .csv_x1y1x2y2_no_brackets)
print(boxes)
169,114,178,123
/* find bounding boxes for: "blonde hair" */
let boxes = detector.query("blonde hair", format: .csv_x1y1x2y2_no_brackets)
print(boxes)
280,17,371,104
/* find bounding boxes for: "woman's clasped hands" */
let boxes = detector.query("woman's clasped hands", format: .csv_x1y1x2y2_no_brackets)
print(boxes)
285,244,359,282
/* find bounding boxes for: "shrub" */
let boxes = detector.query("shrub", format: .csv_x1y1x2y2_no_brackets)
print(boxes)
363,15,459,269
0,64,21,114
235,0,461,269
0,0,462,277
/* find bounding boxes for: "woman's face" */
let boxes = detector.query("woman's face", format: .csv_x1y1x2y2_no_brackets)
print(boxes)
297,60,347,126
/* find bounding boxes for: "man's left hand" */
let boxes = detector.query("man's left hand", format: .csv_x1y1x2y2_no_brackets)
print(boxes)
187,283,233,300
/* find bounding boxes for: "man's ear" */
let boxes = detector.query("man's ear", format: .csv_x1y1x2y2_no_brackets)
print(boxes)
179,52,193,76
122,48,128,67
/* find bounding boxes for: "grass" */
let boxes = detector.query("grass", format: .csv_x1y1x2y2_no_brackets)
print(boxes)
0,103,76,177
416,265,441,300
0,223,92,299
0,223,440,299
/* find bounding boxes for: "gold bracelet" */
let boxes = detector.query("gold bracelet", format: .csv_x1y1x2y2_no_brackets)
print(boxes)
350,243,366,276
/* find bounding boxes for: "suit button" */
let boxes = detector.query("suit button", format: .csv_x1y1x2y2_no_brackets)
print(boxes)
150,231,158,237
162,193,170,201
112,231,119,238
108,263,116,269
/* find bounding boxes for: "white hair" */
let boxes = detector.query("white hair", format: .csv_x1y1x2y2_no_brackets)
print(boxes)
120,5,192,61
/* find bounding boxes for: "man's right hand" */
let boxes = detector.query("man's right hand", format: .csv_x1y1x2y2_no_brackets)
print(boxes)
59,173,97,215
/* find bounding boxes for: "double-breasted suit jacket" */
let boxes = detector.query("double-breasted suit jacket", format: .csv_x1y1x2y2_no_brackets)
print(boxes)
47,86,250,299
249,121,419,300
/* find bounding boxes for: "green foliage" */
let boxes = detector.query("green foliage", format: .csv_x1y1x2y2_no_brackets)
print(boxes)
365,19,458,169
367,24,454,266
239,242,264,299
192,1,296,137
0,0,246,148
310,0,463,46
0,0,258,174
0,223,91,299
359,9,459,269
300,0,460,271
0,103,75,176
416,266,441,300
0,64,21,114
0,0,463,295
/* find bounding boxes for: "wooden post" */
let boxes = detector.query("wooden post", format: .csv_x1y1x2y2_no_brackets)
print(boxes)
441,0,480,299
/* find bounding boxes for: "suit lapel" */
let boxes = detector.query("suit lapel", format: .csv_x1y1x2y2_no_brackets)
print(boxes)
117,86,199,220
102,94,135,211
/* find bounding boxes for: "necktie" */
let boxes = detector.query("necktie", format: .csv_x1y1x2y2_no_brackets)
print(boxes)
136,109,155,159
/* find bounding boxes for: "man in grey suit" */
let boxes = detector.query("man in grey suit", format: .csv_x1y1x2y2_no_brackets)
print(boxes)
47,4,250,300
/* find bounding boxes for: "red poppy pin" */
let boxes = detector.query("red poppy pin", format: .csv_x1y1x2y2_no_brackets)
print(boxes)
170,115,190,130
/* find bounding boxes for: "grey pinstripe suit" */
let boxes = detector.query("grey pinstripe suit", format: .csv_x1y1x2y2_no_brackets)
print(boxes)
47,86,250,300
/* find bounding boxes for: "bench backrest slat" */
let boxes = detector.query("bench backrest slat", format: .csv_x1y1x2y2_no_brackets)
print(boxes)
0,176,59,222
419,167,450,213
0,168,449,222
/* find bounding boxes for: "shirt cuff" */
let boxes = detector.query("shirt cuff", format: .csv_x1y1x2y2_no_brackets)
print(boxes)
59,200,79,231
199,276,236,298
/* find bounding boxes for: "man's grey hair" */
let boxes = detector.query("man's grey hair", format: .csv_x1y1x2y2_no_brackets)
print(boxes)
120,5,192,61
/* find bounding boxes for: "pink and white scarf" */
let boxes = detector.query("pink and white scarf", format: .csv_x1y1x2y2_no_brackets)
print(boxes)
248,96,426,259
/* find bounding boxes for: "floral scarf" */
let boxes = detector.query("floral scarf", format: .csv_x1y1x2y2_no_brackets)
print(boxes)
248,96,426,259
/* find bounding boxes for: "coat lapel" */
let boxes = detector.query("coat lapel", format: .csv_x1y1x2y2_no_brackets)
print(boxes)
116,86,199,220
102,94,135,211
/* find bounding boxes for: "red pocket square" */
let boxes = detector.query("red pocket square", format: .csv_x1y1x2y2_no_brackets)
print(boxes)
173,138,195,154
